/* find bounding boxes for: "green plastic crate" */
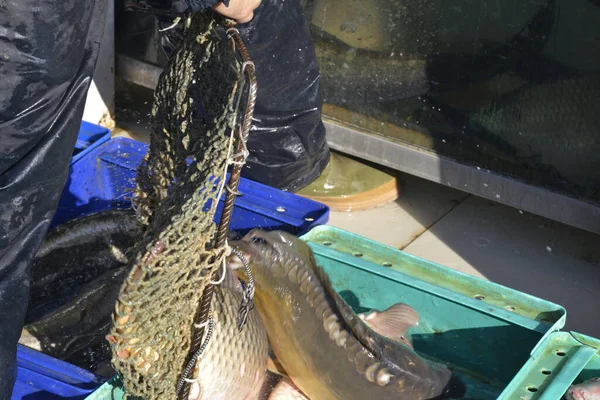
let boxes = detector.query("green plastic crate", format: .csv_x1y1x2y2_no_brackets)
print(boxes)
499,332,600,399
300,225,567,398
86,225,566,399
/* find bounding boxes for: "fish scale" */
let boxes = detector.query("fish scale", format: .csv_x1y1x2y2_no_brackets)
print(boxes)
189,283,270,400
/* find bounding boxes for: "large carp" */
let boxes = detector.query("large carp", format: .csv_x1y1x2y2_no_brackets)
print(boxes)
229,229,464,400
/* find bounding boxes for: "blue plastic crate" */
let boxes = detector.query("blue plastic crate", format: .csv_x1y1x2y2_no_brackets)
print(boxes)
51,136,329,235
70,121,111,165
13,345,105,400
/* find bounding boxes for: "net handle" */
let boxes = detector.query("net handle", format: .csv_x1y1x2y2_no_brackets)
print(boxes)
177,22,257,400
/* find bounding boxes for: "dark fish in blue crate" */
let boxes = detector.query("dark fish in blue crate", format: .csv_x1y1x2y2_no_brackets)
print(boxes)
21,209,139,376
229,229,465,400
28,207,244,322
21,266,130,378
26,209,139,322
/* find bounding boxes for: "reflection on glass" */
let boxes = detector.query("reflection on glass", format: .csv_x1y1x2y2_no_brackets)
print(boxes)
304,0,600,203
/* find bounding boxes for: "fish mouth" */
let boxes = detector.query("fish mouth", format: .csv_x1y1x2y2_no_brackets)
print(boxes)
227,242,253,270
227,229,284,281
229,229,281,258
227,229,302,281
227,232,268,272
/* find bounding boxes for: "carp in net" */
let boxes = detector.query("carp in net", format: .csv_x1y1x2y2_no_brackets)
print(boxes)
106,11,256,400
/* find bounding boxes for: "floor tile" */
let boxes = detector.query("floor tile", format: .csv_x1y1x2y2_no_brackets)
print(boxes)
327,174,468,249
403,195,600,337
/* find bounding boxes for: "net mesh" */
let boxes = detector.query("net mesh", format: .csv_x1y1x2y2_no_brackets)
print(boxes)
106,11,244,399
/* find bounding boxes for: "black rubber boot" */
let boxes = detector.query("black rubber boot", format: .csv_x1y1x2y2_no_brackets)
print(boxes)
155,0,331,192
235,0,330,192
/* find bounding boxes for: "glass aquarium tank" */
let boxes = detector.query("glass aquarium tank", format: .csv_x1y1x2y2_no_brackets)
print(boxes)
114,0,600,233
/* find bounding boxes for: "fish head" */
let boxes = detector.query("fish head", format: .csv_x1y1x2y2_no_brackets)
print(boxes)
227,229,314,288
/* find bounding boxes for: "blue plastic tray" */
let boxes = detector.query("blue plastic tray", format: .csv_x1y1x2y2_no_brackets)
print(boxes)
51,136,330,232
13,345,104,400
70,121,111,165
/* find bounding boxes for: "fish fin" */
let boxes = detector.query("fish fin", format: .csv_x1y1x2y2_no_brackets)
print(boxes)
359,303,420,341
313,265,455,395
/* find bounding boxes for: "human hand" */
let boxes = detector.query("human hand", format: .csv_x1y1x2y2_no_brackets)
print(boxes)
213,0,261,23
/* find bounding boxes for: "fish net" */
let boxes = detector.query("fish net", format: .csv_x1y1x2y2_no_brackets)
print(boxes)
106,11,250,399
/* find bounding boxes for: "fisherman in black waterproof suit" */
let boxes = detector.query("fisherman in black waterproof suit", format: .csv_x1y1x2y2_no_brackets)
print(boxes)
0,0,329,397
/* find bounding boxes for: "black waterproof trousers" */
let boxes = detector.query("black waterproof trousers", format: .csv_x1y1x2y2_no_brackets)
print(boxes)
0,0,327,398
0,1,108,398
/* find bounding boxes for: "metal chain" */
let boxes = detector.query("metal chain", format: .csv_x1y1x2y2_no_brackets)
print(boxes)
175,315,215,395
230,247,255,330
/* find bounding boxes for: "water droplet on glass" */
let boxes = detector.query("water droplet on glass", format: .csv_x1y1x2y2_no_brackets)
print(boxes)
472,237,491,247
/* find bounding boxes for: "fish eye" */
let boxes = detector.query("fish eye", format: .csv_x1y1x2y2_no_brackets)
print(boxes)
251,236,268,245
